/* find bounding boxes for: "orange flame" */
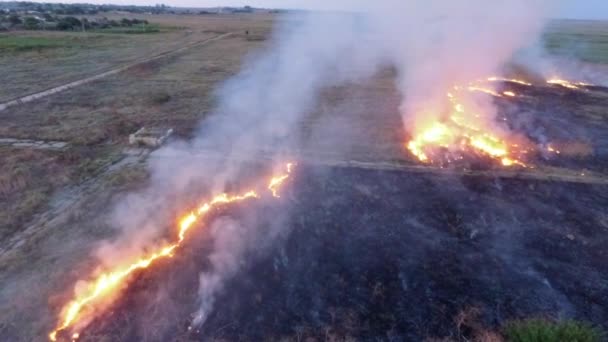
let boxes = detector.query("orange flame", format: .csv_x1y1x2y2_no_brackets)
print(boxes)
547,78,592,90
547,78,580,89
406,78,526,167
467,86,503,97
49,163,295,341
486,76,532,86
268,162,294,198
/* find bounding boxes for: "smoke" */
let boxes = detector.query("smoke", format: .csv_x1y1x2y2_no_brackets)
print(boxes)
84,0,562,336
363,0,550,138
513,41,608,86
186,0,553,329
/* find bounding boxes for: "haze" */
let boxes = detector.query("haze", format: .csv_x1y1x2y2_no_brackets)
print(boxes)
16,0,608,19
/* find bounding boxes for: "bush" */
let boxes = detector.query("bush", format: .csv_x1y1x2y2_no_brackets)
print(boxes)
23,17,41,30
8,14,22,26
56,16,81,30
505,319,603,342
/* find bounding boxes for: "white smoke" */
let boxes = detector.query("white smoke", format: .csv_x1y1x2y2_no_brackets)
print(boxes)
188,0,555,329
373,1,549,133
89,0,561,336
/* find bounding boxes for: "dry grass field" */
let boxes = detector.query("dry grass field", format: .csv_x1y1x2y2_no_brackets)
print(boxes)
0,13,607,341
0,13,274,243
0,13,277,341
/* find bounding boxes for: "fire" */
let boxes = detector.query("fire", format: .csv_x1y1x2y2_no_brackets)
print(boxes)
486,76,532,86
547,145,561,154
49,163,295,341
406,78,526,167
547,78,591,90
268,162,294,198
467,86,504,97
406,75,592,165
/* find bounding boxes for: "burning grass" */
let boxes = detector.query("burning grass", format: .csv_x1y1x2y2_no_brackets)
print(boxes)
405,77,534,167
403,74,608,170
49,163,295,341
66,165,608,341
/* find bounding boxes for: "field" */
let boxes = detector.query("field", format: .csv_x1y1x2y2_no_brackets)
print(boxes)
545,19,608,64
0,13,608,341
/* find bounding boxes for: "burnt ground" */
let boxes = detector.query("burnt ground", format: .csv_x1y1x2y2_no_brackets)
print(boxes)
71,164,608,341
497,83,608,173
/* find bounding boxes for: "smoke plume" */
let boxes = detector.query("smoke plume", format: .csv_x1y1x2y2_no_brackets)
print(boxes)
89,0,560,335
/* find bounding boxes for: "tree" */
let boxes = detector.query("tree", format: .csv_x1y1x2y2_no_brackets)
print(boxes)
42,13,54,22
8,14,22,26
23,16,40,30
56,16,81,30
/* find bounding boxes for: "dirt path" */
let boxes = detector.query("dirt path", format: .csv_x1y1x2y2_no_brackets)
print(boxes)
149,148,608,185
0,32,233,113
0,138,68,150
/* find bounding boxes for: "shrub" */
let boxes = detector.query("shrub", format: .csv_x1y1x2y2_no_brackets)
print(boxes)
56,16,81,30
504,319,602,342
8,14,22,26
23,16,41,30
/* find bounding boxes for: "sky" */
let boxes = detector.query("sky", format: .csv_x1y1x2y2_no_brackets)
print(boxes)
6,0,608,19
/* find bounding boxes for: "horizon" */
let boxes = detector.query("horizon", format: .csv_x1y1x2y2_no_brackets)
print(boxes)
1,0,608,20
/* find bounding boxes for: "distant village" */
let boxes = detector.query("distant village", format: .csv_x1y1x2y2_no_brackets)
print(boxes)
0,1,278,31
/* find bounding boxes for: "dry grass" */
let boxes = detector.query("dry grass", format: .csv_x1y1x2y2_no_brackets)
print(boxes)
0,14,274,246
0,147,65,240
0,146,123,241
0,13,279,342
0,33,269,144
0,13,274,102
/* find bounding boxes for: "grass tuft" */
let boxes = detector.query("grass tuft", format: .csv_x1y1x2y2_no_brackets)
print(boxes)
505,319,603,342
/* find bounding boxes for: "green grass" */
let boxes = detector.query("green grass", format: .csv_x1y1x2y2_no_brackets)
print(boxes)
543,20,608,64
505,319,603,342
92,24,164,34
0,34,113,52
544,32,608,64
0,35,70,51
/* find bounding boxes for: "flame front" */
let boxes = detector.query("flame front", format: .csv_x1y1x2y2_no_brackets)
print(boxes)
268,162,294,197
547,78,591,90
49,163,295,341
406,77,525,167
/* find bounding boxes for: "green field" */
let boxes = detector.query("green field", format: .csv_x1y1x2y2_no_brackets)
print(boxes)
0,34,87,51
544,19,608,64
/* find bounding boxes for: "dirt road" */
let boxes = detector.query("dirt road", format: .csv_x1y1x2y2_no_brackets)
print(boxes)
149,147,608,185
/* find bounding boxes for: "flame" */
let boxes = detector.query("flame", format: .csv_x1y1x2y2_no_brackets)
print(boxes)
406,78,526,167
547,78,579,89
467,86,503,97
547,145,561,154
487,76,532,86
268,162,294,198
546,78,592,90
49,163,295,341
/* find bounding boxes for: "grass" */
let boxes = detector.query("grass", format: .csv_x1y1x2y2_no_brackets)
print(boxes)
92,24,163,34
504,319,603,342
543,20,608,64
0,35,72,51
0,146,121,241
